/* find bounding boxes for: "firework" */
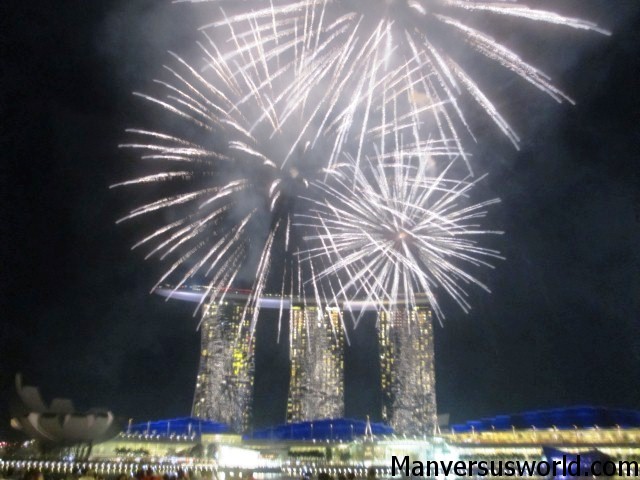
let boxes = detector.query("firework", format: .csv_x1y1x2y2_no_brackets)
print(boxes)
113,11,452,334
186,2,467,172
112,20,340,335
300,146,503,322
187,0,608,150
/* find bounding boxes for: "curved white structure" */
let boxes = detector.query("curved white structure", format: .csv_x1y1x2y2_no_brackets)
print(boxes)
11,374,119,445
154,286,429,311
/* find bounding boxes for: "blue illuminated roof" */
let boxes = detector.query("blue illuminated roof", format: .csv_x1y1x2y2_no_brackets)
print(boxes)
451,406,640,433
246,418,393,441
127,417,231,437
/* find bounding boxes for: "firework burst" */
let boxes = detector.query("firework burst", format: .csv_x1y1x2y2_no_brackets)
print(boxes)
186,0,608,151
113,6,462,335
112,19,354,335
300,146,504,322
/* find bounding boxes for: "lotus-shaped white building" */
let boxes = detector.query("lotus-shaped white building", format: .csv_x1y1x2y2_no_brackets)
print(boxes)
10,374,120,446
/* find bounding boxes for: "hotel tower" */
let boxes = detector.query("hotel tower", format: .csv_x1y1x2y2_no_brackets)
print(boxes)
286,305,345,422
378,305,438,436
192,301,255,433
162,286,436,435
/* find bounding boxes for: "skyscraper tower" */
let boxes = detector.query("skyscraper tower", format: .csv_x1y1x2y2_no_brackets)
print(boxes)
192,301,255,433
378,305,437,436
287,306,344,422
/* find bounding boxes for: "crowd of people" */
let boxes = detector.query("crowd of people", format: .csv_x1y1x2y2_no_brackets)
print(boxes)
0,468,210,480
304,467,377,480
1,467,381,480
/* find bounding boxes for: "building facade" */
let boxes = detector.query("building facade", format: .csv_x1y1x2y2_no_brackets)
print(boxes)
192,301,255,433
287,306,344,422
378,306,437,436
80,409,640,478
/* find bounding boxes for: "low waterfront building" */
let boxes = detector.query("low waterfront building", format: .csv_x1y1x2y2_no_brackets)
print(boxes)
90,417,241,461
3,407,640,477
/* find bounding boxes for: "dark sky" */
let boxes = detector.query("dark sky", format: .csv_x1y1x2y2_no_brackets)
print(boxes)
1,1,639,437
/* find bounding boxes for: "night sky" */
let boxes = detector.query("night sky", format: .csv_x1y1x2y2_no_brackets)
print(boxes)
1,1,639,438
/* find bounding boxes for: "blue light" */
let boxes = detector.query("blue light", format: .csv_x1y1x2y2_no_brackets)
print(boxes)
451,406,640,433
246,418,393,441
127,417,230,437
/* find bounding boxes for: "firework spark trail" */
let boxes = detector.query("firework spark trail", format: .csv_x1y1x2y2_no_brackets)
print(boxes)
299,145,504,322
186,0,608,152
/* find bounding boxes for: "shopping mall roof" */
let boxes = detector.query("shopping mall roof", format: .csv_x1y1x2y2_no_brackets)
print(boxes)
451,406,640,433
127,417,231,437
245,418,393,441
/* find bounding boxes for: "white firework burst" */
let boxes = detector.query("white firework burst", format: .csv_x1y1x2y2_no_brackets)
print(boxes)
113,7,458,335
301,145,504,322
183,0,609,151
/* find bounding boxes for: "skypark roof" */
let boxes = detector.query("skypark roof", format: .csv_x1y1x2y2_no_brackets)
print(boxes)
155,285,430,310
